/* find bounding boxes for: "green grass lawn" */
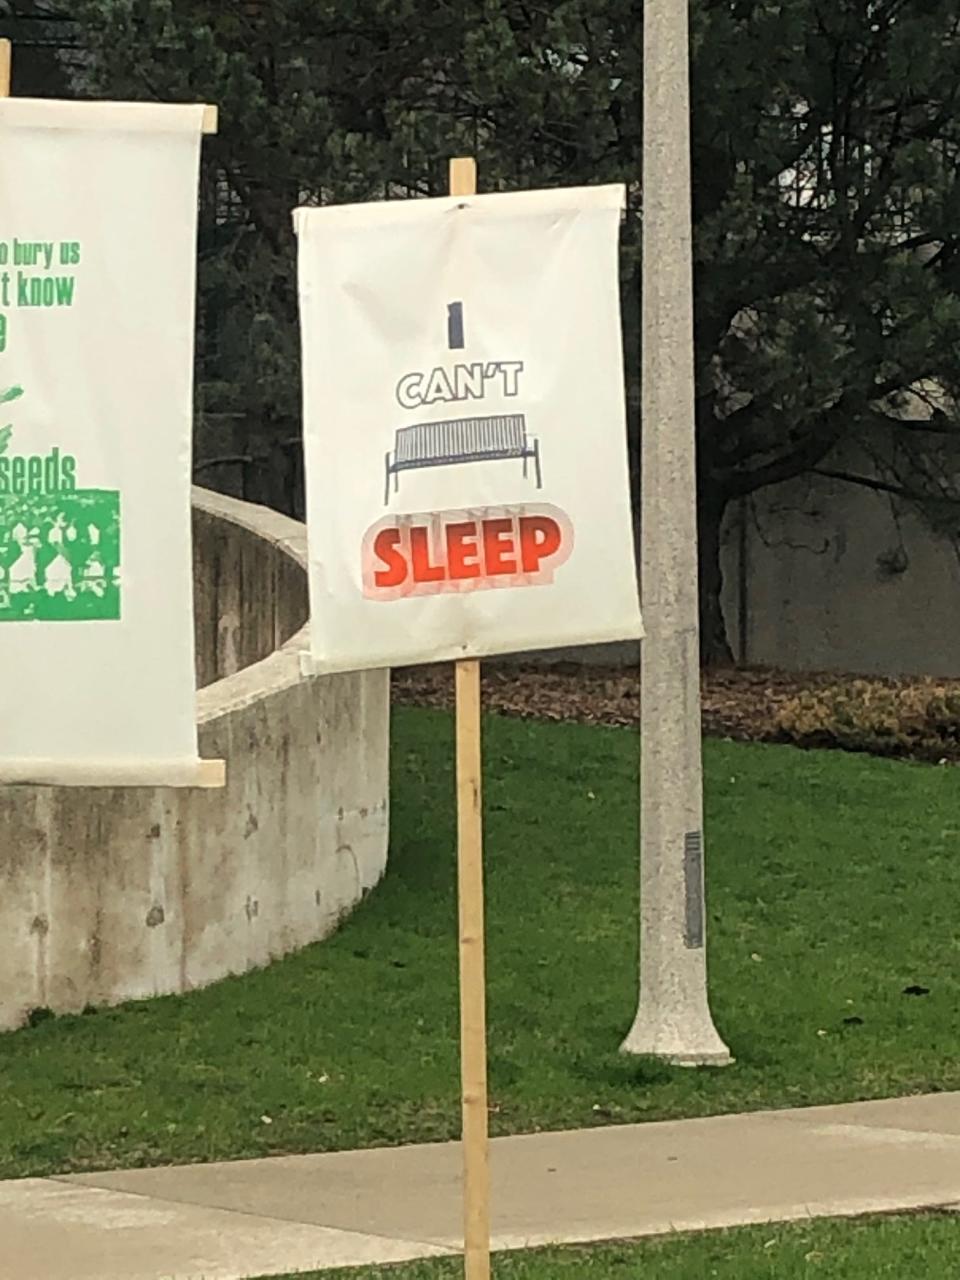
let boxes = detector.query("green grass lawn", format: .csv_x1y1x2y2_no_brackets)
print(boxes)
268,1214,960,1278
1,707,959,1178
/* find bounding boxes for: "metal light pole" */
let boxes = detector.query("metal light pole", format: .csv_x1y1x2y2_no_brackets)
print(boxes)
621,0,732,1065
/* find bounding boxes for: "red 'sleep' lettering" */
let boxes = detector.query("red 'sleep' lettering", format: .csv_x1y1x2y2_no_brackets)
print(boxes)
482,518,517,575
372,528,406,588
362,505,573,601
446,522,481,579
409,526,444,582
519,515,562,573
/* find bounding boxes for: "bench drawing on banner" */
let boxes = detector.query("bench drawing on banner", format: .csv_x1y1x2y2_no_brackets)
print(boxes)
384,413,542,505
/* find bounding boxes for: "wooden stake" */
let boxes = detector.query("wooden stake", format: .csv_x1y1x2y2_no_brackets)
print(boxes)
455,656,489,1279
0,38,12,98
449,155,490,1280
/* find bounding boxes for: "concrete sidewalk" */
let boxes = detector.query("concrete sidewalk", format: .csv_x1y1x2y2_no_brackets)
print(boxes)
2,1092,959,1280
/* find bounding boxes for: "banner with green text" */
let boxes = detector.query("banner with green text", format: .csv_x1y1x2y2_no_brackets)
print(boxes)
0,99,215,785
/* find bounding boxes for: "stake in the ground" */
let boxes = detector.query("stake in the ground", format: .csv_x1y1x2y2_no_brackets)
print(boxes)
450,157,492,1280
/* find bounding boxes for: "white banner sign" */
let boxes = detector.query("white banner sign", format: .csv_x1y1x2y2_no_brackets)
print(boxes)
295,184,642,672
0,100,217,786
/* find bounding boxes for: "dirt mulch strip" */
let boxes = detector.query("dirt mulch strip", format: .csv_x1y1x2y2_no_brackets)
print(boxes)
391,662,960,749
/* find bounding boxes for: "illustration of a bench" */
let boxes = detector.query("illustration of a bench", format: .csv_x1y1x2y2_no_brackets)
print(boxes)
384,414,542,504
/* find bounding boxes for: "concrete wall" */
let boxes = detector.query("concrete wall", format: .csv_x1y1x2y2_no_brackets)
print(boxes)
511,464,960,679
721,471,960,678
0,489,390,1032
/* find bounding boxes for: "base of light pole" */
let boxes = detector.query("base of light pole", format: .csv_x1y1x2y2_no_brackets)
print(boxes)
620,1017,734,1068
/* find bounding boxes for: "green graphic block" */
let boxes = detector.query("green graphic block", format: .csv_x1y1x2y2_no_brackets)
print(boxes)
0,386,121,624
0,489,121,623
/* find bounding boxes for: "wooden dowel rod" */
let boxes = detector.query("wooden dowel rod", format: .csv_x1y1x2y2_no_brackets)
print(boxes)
0,39,12,98
450,153,490,1280
455,656,489,1280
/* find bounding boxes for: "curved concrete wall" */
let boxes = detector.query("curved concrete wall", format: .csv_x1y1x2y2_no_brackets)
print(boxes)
0,488,390,1032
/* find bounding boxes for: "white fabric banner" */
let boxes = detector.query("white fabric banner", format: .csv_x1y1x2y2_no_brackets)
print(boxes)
295,184,642,673
0,99,211,785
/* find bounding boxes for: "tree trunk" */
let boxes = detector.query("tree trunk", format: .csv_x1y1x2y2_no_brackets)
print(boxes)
697,490,734,667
